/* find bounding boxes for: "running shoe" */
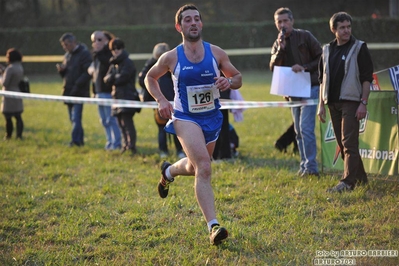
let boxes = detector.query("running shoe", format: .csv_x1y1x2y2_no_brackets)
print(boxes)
209,225,228,245
158,161,173,198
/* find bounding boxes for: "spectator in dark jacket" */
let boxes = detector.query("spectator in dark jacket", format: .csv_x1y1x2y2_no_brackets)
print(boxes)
138,43,184,158
0,48,24,140
212,88,232,160
57,32,92,147
270,7,321,177
88,30,121,151
104,38,141,155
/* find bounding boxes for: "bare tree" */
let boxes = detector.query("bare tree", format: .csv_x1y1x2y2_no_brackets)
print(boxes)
59,0,64,11
32,0,40,18
76,0,90,23
0,0,6,17
390,0,399,17
51,0,64,12
0,0,392,28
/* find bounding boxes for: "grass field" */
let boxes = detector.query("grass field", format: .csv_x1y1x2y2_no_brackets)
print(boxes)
0,71,398,265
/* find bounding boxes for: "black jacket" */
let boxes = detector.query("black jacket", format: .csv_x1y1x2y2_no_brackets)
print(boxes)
104,50,141,114
91,46,113,94
138,57,175,102
59,44,92,97
270,29,322,86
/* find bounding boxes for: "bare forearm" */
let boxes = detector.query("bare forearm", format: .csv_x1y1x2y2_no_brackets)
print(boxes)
229,73,242,90
144,76,167,103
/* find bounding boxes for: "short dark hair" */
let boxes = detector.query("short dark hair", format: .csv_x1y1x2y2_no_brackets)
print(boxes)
109,38,125,51
59,32,76,43
6,48,22,63
274,7,294,20
175,4,201,25
330,12,352,30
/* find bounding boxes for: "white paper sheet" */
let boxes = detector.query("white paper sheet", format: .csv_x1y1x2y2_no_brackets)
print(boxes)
270,66,311,97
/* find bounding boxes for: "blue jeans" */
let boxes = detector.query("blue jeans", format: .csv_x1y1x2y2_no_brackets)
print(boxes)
96,93,121,149
67,103,84,146
291,85,319,174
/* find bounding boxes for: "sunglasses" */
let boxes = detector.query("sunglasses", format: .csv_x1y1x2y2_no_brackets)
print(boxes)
112,47,122,51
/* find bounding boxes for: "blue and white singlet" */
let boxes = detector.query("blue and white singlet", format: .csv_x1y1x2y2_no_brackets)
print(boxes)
164,41,223,143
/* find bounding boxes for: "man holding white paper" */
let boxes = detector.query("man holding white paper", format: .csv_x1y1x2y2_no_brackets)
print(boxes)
270,7,322,177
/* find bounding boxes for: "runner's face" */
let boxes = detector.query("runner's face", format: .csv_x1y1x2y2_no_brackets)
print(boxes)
178,9,202,42
332,20,352,45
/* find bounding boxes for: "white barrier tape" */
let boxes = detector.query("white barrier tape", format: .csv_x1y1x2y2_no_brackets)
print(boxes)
219,99,318,108
0,90,157,108
0,90,318,109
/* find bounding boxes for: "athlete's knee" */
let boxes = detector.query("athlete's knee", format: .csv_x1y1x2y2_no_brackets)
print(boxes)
195,160,212,179
185,162,195,175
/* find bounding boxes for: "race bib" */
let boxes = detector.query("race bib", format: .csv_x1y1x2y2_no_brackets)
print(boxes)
187,84,219,113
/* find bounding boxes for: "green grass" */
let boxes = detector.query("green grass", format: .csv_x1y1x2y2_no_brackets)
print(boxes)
0,71,398,265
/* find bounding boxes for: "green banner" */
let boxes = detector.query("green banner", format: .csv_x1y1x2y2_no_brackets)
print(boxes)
320,91,399,175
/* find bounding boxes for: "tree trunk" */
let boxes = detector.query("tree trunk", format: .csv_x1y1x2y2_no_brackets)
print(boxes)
76,0,90,24
32,0,40,18
390,0,399,17
0,0,6,17
58,0,64,12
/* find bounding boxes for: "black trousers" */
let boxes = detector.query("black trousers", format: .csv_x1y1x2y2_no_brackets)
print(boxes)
213,109,231,160
328,102,367,186
4,112,23,139
116,112,136,151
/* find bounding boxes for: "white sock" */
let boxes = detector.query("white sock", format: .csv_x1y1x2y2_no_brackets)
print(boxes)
207,219,219,232
165,166,174,181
